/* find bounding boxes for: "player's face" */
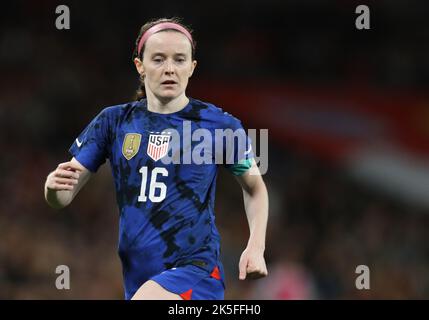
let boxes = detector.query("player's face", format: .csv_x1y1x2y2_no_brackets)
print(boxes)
136,31,196,102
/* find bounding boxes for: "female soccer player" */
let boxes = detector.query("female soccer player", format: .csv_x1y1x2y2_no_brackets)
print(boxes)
44,18,268,300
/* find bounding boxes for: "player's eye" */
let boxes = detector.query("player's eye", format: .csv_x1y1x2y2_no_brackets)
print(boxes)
153,57,163,63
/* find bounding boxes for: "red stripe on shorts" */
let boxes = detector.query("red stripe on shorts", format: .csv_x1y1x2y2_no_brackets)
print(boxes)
210,266,221,280
179,288,193,300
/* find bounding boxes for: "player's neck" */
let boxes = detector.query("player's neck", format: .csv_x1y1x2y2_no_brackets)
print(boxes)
146,93,189,114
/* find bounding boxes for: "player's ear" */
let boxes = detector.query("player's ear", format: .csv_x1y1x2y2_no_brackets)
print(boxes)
189,60,197,78
134,57,145,75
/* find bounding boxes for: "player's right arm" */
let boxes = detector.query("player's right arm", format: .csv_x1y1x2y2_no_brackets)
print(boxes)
44,157,92,209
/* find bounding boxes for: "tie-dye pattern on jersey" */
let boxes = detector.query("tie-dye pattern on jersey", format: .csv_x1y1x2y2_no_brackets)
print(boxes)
69,98,252,298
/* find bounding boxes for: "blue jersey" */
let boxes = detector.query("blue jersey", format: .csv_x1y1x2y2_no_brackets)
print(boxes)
69,98,252,299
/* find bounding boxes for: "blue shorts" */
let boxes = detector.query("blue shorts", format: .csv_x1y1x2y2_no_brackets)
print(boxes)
150,264,225,300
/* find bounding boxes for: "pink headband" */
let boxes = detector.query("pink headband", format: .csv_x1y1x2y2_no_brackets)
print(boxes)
137,22,194,56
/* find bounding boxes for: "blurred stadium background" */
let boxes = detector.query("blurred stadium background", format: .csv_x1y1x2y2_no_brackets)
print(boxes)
1,0,428,299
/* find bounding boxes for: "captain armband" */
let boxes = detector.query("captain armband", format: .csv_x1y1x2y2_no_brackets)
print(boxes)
225,158,253,176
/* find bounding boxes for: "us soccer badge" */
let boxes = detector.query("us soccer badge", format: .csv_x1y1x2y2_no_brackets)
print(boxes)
147,133,171,161
122,133,142,160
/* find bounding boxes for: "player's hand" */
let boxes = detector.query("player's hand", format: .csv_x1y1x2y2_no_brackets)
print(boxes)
45,161,82,191
238,246,268,280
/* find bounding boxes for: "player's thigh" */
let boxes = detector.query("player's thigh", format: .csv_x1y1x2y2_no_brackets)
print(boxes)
131,280,182,300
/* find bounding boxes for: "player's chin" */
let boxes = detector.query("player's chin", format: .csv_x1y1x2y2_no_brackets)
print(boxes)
158,88,180,99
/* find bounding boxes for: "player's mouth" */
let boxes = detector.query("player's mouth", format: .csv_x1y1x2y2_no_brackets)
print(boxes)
161,80,177,86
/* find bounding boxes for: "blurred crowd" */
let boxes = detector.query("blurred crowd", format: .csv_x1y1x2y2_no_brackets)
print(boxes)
1,1,428,299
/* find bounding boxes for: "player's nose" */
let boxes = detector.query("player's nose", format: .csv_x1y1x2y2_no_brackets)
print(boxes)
164,60,175,74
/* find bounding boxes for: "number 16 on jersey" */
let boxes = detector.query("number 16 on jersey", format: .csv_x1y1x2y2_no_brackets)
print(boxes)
138,166,168,203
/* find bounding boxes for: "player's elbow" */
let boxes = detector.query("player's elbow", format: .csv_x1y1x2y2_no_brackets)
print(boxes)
44,189,73,210
246,175,267,197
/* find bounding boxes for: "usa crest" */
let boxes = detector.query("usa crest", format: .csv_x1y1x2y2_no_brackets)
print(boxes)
122,133,142,160
147,133,170,161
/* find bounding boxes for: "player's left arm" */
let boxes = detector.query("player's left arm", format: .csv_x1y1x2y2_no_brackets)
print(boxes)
234,160,269,280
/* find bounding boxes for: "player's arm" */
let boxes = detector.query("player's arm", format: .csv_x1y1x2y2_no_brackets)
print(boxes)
44,157,92,209
234,160,269,280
